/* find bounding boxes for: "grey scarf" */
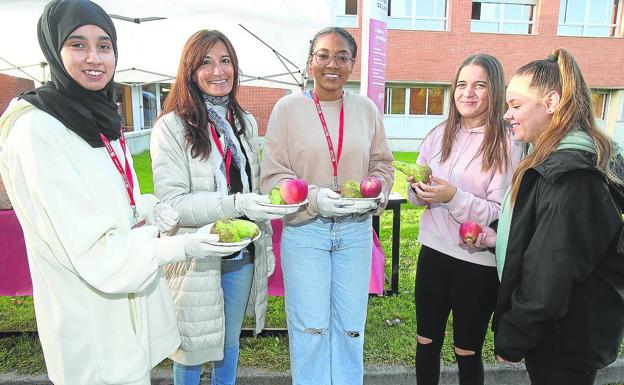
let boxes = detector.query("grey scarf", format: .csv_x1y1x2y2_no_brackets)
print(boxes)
203,95,250,194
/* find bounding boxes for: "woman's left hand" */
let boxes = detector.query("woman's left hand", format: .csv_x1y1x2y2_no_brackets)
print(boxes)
459,226,497,252
153,202,181,235
413,175,457,203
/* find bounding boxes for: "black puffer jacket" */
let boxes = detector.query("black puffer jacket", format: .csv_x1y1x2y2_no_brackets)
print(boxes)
493,149,624,371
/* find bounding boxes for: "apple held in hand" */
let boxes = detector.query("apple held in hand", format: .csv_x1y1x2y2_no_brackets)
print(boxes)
459,220,482,244
280,179,308,204
359,176,382,198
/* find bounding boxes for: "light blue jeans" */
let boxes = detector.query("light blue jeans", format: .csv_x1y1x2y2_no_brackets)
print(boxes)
281,216,373,385
173,253,254,385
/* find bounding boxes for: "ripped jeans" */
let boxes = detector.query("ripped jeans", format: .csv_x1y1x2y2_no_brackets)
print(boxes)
281,216,373,385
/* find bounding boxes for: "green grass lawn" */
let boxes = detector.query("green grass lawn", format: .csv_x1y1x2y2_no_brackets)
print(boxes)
2,151,619,375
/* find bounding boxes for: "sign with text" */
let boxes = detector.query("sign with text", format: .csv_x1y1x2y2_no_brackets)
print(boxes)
360,0,388,114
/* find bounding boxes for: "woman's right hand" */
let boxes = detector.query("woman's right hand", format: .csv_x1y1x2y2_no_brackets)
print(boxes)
316,188,360,218
234,192,292,221
183,233,239,260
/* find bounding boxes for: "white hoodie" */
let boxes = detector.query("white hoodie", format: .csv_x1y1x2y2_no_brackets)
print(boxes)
0,99,185,385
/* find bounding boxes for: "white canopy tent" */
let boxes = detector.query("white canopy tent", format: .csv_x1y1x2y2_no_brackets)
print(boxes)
0,0,335,91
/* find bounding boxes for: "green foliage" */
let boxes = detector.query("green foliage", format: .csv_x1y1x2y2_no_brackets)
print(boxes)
132,151,154,194
1,150,617,374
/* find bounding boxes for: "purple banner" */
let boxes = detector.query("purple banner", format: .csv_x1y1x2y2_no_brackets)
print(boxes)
367,18,387,113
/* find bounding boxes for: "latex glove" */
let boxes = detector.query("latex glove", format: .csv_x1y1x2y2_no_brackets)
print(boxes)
183,232,237,260
378,191,387,205
316,188,359,218
152,202,180,235
139,194,179,235
458,226,497,252
355,191,385,215
234,193,292,221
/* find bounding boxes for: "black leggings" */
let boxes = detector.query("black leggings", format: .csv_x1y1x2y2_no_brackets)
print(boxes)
526,360,597,385
415,246,499,385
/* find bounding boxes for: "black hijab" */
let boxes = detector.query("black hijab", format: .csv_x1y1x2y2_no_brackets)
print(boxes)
20,0,121,147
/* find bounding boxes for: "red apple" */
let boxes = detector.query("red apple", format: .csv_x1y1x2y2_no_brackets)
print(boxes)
459,220,482,244
281,179,308,204
359,176,382,198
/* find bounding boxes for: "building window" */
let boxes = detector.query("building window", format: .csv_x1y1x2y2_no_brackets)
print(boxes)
336,0,358,27
592,91,608,119
620,96,624,121
160,84,171,109
471,1,536,34
558,0,622,37
143,83,158,129
409,88,444,115
385,86,445,115
386,87,406,114
114,84,133,132
387,0,448,30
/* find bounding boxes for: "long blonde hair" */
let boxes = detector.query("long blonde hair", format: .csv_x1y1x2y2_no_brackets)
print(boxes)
510,48,620,203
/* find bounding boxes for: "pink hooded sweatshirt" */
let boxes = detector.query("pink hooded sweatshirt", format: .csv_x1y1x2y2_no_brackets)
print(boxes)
407,123,524,267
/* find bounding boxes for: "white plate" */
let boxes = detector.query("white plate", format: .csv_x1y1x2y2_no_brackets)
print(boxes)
197,222,261,247
257,199,308,214
340,197,381,209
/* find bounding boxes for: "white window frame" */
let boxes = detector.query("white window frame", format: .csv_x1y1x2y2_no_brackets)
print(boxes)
335,0,358,28
470,1,536,35
592,90,609,120
385,85,446,116
387,0,448,31
558,0,623,37
385,87,407,115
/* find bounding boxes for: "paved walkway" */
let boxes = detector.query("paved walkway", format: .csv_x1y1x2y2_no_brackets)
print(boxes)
1,359,623,384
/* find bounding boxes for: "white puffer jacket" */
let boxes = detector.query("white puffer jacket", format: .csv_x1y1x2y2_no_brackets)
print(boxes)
150,109,274,365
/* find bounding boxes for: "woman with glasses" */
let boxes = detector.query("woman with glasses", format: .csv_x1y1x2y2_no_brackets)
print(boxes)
260,27,394,385
407,54,523,385
150,30,290,385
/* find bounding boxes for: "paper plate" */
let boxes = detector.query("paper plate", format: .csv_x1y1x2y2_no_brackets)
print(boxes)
340,197,381,209
197,222,261,247
257,198,308,214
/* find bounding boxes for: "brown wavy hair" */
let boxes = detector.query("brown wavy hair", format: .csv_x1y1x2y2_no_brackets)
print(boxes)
162,30,246,160
438,53,510,173
509,48,621,203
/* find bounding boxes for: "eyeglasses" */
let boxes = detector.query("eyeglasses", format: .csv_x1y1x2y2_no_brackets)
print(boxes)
311,50,354,68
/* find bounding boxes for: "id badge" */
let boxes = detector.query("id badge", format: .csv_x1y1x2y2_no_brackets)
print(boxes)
132,219,146,229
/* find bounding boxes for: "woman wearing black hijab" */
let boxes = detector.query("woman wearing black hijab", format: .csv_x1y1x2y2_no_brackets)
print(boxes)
0,1,240,384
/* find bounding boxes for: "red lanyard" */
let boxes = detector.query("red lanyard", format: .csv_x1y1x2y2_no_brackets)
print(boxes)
100,131,137,219
209,109,234,190
312,91,344,191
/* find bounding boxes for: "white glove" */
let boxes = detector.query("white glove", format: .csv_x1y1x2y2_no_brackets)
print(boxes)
234,193,292,221
183,232,238,260
355,191,385,214
378,191,387,205
139,194,180,235
152,202,180,235
316,188,359,218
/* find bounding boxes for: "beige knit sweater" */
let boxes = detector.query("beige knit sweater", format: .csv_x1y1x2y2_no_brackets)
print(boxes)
260,91,394,224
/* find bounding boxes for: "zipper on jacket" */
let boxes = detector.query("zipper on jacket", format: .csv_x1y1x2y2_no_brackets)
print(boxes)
128,293,137,333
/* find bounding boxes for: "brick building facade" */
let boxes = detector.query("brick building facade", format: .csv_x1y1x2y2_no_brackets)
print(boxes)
0,74,34,114
2,1,623,148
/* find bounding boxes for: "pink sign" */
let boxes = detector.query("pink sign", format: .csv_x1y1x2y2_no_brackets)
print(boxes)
367,18,388,113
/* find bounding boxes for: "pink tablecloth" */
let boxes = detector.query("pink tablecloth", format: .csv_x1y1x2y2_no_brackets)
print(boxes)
0,209,32,296
268,219,385,296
